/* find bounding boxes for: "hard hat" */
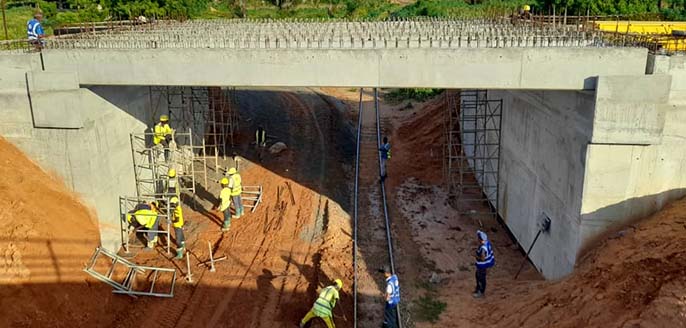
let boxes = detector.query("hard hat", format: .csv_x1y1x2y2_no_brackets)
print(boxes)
523,4,531,11
334,279,343,289
227,167,237,175
477,230,488,241
170,196,179,204
168,168,176,177
160,114,169,122
220,177,229,185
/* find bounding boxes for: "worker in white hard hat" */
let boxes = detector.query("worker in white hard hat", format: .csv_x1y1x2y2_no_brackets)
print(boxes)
226,167,243,219
169,196,185,259
299,279,344,328
153,114,174,162
473,230,495,298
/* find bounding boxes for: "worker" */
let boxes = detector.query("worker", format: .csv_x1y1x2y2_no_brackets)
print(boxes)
255,126,266,148
167,168,179,196
473,230,495,298
226,167,243,219
379,136,391,181
125,201,160,250
382,266,400,328
299,279,343,328
520,4,532,18
169,196,185,259
27,11,45,49
215,177,232,232
153,114,174,162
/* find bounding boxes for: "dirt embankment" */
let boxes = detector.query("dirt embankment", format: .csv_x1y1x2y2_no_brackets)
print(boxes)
480,198,686,328
385,93,686,328
0,137,109,326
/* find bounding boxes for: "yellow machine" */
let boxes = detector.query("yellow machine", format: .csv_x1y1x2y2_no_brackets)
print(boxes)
595,21,686,51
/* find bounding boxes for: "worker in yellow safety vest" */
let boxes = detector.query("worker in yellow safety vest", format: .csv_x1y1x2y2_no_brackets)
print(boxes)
226,167,243,219
300,279,343,328
153,115,174,162
126,201,160,250
167,168,180,196
214,177,233,232
169,196,185,259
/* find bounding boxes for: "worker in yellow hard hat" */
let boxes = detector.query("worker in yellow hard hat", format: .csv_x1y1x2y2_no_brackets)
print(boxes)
213,177,233,232
299,279,343,328
153,114,174,162
169,196,185,259
520,4,532,19
125,201,160,250
226,167,243,219
167,168,180,196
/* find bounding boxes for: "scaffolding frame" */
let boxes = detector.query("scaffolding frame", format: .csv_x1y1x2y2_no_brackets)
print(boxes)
445,90,503,220
129,129,203,198
119,195,173,255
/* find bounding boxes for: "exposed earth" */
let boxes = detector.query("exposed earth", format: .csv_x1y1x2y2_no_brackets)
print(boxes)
1,88,684,328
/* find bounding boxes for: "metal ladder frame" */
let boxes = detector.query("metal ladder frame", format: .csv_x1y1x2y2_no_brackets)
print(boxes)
242,185,263,213
84,247,177,298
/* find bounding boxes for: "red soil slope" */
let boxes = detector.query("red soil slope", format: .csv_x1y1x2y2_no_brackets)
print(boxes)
0,137,107,326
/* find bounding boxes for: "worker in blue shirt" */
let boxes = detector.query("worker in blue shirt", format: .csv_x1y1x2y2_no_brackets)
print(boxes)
27,11,45,49
382,266,400,328
473,230,495,298
379,136,391,181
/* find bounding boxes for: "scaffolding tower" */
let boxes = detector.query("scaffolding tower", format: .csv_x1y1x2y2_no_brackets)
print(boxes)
445,90,503,221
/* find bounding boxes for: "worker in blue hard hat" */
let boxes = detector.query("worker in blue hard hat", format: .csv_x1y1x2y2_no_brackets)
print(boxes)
473,230,495,298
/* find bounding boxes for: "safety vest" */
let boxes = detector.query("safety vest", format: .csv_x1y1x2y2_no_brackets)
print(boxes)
219,187,232,211
312,286,339,317
380,143,391,159
229,174,242,196
386,275,400,306
256,128,266,145
167,177,179,195
153,123,172,145
172,206,184,228
476,241,495,269
126,209,158,229
27,19,43,40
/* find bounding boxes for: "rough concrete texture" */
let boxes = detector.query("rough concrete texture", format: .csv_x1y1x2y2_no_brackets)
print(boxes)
38,47,648,89
27,71,83,129
591,75,670,145
648,54,686,104
0,64,153,251
491,90,595,279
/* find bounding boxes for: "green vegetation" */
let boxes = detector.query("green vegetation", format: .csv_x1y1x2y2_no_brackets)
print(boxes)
3,0,686,40
386,88,443,103
413,294,447,323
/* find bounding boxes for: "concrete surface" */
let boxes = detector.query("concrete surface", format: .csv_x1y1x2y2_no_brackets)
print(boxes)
491,90,595,279
591,75,670,145
26,71,83,129
37,47,648,90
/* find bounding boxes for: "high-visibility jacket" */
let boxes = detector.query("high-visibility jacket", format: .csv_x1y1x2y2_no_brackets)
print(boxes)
126,209,158,229
256,128,266,145
228,174,242,196
27,19,44,40
380,143,391,159
167,177,179,196
386,274,400,306
153,123,173,145
172,205,184,228
219,187,232,212
312,285,339,317
476,241,495,269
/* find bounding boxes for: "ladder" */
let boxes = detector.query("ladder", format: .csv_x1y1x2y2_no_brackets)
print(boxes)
84,247,177,298
242,185,263,213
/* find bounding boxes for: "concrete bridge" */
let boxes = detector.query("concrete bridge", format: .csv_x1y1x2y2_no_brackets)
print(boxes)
2,19,685,279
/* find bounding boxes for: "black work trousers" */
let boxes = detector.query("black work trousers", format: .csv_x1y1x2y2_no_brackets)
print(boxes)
475,267,488,294
382,303,398,328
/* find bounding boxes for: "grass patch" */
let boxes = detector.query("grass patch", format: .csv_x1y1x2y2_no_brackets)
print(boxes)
413,294,447,323
385,88,443,103
1,6,53,40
